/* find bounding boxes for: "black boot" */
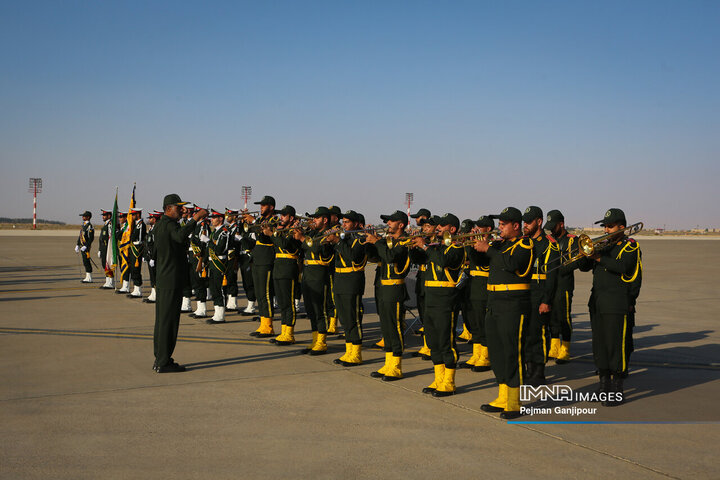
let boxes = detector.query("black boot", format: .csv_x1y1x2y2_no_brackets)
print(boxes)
526,362,547,387
594,371,611,402
603,375,625,407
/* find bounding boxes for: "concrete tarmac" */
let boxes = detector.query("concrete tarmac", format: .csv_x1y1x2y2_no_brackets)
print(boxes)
1,236,719,479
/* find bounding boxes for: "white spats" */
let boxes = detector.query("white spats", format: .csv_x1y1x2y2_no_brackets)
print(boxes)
226,295,238,310
181,296,192,312
118,280,130,293
210,306,225,323
193,301,207,317
82,273,92,283
243,300,257,314
130,285,142,297
147,288,157,302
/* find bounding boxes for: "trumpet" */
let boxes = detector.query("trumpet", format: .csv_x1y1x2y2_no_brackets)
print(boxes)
304,226,342,248
543,222,644,273
386,232,434,249
243,216,279,233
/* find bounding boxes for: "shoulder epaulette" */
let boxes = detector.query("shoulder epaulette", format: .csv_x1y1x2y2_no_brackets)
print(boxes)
568,234,576,238
547,235,557,243
518,237,533,249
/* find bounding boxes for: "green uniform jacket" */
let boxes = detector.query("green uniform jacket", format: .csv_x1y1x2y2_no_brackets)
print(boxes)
77,221,95,248
100,220,110,252
373,239,411,284
144,224,156,262
418,243,465,307
466,246,490,299
332,233,367,295
554,232,576,292
209,225,230,274
486,237,534,295
130,220,147,259
154,215,197,289
249,215,278,266
272,231,302,279
530,232,560,305
576,238,641,314
300,229,334,281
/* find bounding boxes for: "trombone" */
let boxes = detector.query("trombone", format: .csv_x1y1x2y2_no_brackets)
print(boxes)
543,222,643,273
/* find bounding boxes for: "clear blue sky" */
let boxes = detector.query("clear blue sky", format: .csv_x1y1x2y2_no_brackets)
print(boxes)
1,0,718,229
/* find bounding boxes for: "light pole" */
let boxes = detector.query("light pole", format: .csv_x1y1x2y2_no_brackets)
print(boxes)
241,186,252,210
405,192,414,216
28,178,42,230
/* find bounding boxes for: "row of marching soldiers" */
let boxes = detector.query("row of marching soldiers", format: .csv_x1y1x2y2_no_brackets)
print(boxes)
83,199,642,419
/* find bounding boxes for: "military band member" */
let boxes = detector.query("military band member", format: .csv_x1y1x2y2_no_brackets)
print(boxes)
326,210,367,366
294,207,335,354
235,216,258,315
98,209,114,289
188,208,211,318
475,207,533,419
143,211,161,303
409,208,431,342
522,206,560,386
180,205,195,312
126,207,146,298
153,194,207,373
325,205,342,334
409,215,439,360
76,211,95,283
413,214,466,397
460,215,494,372
364,210,411,381
223,209,241,311
206,209,230,324
569,208,641,406
266,205,303,344
544,210,576,363
245,195,278,338
456,218,475,343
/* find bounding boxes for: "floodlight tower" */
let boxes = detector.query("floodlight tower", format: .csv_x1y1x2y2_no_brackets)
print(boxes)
405,192,414,216
29,178,43,230
241,186,252,210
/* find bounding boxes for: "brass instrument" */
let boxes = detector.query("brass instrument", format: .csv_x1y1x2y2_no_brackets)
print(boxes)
386,232,433,249
543,222,644,273
304,226,342,248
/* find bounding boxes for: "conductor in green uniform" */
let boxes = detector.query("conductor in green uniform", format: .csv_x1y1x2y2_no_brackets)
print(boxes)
153,194,207,373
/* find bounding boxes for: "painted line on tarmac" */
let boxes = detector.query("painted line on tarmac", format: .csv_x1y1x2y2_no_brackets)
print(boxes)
0,327,274,346
0,286,98,294
569,356,720,371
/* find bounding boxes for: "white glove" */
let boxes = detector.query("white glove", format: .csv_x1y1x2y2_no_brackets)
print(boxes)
149,259,155,267
81,246,87,252
142,258,147,263
75,246,79,253
97,251,102,259
199,234,210,243
250,233,257,241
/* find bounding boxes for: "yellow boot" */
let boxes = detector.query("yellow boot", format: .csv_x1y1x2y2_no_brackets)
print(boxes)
371,352,392,378
251,316,275,337
276,325,295,345
458,325,472,342
272,325,287,343
417,334,431,360
556,340,571,364
432,368,456,397
344,343,362,365
422,364,445,394
472,344,492,372
310,333,328,355
301,331,318,354
383,355,403,381
481,384,507,412
463,343,481,368
548,338,561,359
333,342,352,364
327,316,337,334
374,337,385,349
501,386,522,419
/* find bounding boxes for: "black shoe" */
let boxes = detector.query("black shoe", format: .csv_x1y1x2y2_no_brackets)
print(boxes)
205,319,225,324
432,390,455,397
309,349,327,356
480,404,504,413
333,358,344,365
458,362,472,369
180,309,192,314
249,331,260,337
115,290,128,294
471,365,492,372
142,298,150,303
275,340,294,346
370,371,384,378
382,375,401,382
421,387,436,394
341,361,361,367
156,362,186,373
421,354,431,361
269,338,277,343
500,410,522,420
555,358,569,365
299,347,312,354
255,333,274,338
152,360,158,371
252,316,261,322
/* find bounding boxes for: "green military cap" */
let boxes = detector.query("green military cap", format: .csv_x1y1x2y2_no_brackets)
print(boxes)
341,210,360,222
308,206,331,218
421,215,442,226
595,208,626,226
163,193,189,208
544,210,564,230
278,205,296,216
439,213,460,230
329,205,342,216
410,208,431,219
522,206,543,223
459,218,475,234
357,213,366,225
381,210,409,225
254,195,276,207
491,207,522,223
475,215,495,228
79,211,92,218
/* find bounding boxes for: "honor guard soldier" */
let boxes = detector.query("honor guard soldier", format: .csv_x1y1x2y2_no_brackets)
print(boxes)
116,212,131,293
244,195,278,337
153,194,207,373
180,205,196,313
522,206,560,386
364,210,411,381
224,208,241,312
126,207,146,298
294,207,335,354
544,210,576,363
326,210,367,366
98,209,114,289
412,214,466,397
568,208,642,406
76,211,95,283
325,205,342,334
475,207,533,419
460,215,494,372
234,213,258,315
143,211,162,303
188,207,211,318
266,205,303,345
206,209,230,324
